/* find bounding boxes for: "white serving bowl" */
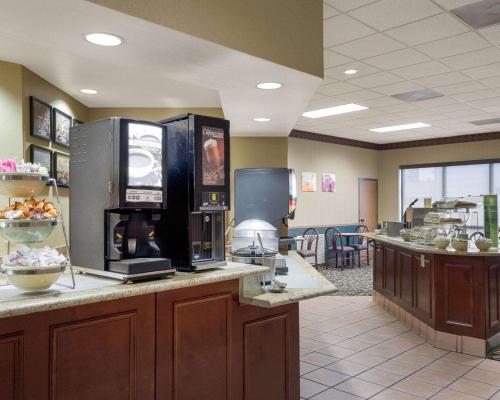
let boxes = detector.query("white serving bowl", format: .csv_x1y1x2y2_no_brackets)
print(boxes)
2,264,65,291
0,172,49,197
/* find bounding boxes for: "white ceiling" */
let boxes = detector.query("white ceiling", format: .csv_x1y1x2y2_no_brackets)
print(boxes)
295,0,500,144
0,0,320,136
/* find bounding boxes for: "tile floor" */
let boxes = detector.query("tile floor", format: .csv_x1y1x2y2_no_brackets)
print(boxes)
299,296,500,400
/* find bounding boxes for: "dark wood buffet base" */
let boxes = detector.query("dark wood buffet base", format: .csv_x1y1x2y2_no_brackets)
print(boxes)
0,279,299,400
373,239,500,357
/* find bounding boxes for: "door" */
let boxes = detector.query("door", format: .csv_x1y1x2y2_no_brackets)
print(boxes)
358,178,378,232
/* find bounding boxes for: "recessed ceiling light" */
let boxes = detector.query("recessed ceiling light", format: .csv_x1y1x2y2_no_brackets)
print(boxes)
256,82,282,90
84,33,122,47
80,88,98,95
253,117,271,122
370,122,431,133
344,69,357,75
302,103,368,119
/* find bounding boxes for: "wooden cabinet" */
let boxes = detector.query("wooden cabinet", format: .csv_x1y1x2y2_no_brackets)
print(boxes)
435,256,486,339
487,259,500,338
0,280,299,400
0,294,156,400
156,280,238,400
0,332,23,400
233,303,300,400
413,254,433,324
374,244,433,325
383,246,397,297
373,243,384,291
156,280,300,400
373,239,500,340
397,251,414,311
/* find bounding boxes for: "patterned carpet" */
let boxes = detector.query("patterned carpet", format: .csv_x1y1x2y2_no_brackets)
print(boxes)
316,261,373,296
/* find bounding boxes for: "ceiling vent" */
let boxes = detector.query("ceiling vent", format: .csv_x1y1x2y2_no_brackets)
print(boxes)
470,117,500,125
452,0,500,29
392,89,443,102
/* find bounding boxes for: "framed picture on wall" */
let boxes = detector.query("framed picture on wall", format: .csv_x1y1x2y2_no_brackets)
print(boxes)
72,119,83,127
301,172,317,192
53,108,72,147
30,144,53,178
53,152,70,187
30,97,52,141
321,173,336,193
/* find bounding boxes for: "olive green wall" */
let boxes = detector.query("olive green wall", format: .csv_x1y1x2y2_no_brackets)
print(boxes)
88,107,224,122
0,61,23,160
229,137,288,233
87,0,323,78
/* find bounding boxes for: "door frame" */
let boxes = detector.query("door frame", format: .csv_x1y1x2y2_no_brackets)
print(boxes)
358,178,378,227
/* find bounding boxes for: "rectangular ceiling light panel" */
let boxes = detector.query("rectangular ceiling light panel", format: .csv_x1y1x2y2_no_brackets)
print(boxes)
370,122,431,132
302,103,368,119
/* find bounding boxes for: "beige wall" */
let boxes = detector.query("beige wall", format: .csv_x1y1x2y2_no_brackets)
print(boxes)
88,0,323,78
288,138,379,228
378,139,500,222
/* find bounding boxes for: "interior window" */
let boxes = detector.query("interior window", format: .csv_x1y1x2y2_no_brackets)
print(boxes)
401,167,443,211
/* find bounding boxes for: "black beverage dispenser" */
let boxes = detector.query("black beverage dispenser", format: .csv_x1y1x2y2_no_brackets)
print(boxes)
70,118,175,280
159,114,230,271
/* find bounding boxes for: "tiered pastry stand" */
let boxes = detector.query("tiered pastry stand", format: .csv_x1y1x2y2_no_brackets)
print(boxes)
0,173,75,289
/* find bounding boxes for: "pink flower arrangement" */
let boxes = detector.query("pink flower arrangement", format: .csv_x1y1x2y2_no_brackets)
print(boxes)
0,160,17,172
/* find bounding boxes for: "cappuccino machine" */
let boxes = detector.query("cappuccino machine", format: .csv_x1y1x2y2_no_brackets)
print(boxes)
159,114,230,271
70,118,175,280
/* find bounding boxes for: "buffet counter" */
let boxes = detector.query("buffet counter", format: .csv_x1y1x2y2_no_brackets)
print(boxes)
367,233,500,357
0,251,334,400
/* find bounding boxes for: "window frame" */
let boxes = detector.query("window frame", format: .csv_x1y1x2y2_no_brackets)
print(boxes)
400,158,500,220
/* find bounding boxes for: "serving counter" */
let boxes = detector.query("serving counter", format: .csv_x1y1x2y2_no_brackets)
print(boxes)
367,233,500,357
0,252,335,400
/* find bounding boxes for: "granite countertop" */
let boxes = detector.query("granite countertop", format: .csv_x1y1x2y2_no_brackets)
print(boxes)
366,233,500,257
240,252,337,308
0,262,268,319
0,251,337,318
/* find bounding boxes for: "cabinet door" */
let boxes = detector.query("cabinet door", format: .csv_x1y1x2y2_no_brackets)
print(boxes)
397,251,414,311
373,243,384,292
233,302,299,400
414,254,433,325
0,332,23,400
435,256,486,338
156,280,239,400
487,258,500,338
383,246,397,298
0,294,156,400
46,294,156,400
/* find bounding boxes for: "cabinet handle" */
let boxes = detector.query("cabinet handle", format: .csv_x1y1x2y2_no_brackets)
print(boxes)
420,255,425,268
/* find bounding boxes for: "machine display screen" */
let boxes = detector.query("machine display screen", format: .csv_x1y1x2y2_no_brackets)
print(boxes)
127,122,162,188
201,126,225,186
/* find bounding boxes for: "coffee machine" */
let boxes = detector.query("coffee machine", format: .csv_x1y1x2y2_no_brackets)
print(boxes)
70,118,175,280
159,114,230,271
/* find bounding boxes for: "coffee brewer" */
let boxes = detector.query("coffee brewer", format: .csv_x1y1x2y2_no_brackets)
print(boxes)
70,118,175,280
159,114,230,271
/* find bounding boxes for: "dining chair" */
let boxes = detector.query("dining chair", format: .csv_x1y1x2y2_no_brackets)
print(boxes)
324,227,356,271
352,225,370,266
297,227,319,267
